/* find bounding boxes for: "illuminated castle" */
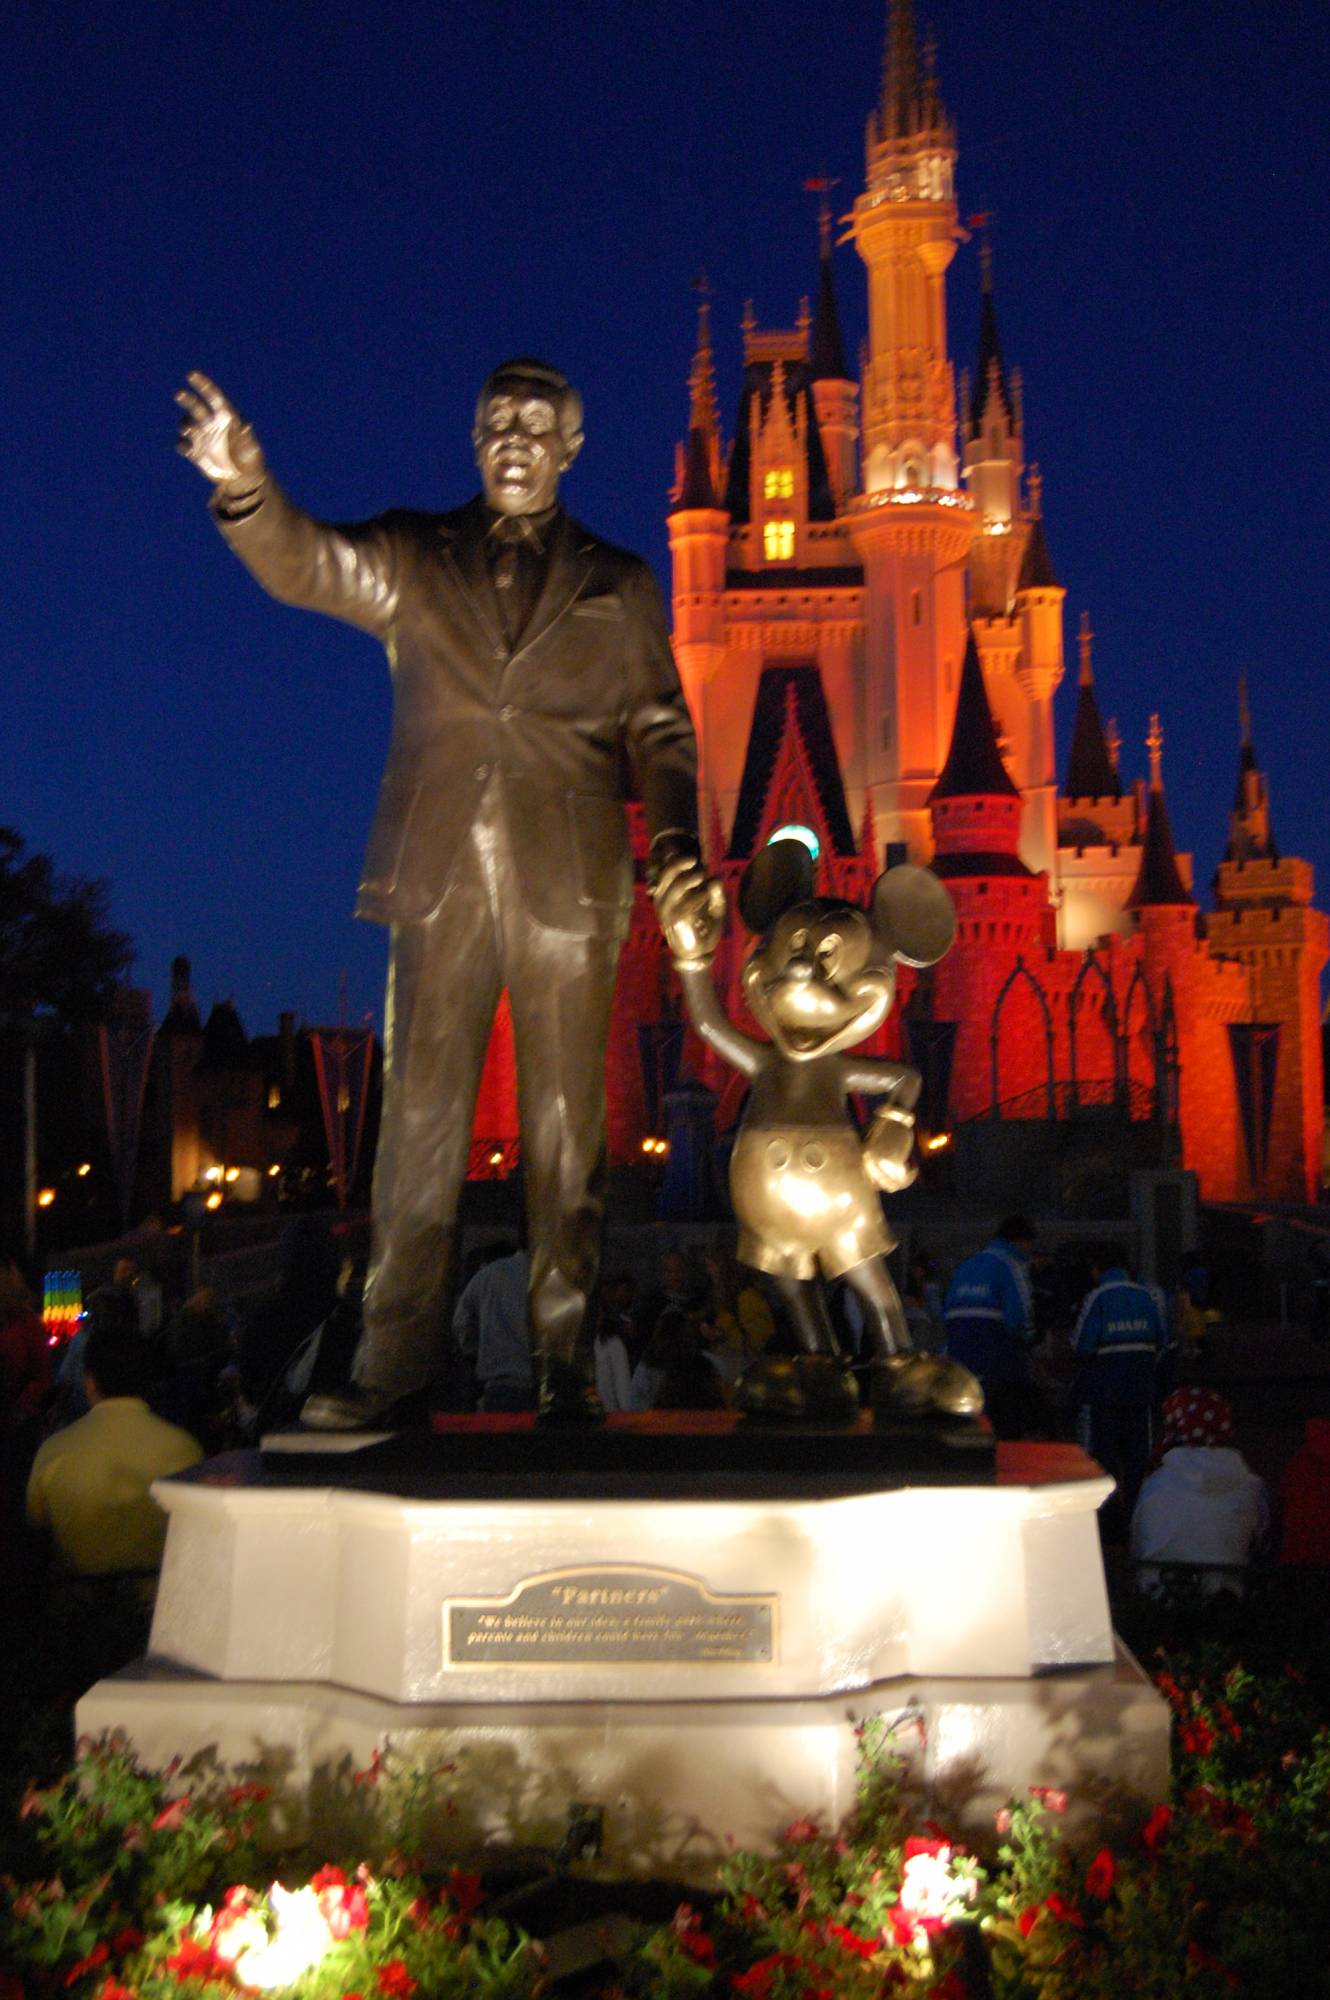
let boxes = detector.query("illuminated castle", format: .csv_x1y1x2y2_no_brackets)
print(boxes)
647,0,1326,1208
469,0,1324,1210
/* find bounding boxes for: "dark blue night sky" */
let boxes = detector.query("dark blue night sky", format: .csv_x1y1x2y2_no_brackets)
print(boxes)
2,0,1326,1034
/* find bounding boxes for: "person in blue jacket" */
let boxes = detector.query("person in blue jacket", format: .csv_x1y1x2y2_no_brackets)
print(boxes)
942,1217,1038,1437
1072,1243,1171,1533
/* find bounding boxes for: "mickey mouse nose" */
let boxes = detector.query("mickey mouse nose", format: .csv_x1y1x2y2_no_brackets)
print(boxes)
785,954,815,982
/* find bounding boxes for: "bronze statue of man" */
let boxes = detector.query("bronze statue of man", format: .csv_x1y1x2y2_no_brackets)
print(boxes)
177,360,718,1426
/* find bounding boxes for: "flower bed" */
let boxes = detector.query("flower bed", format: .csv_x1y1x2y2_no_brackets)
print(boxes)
2,1655,1328,1998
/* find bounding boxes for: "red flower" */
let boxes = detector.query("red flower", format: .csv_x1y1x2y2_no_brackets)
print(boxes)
904,1834,950,1860
224,1782,271,1805
825,1923,878,1958
1187,1942,1240,1989
165,1936,225,1980
994,1808,1012,1835
1180,1717,1216,1757
442,1868,485,1916
354,1748,384,1787
95,1984,137,2000
376,1963,417,2000
109,1928,143,1957
1043,1894,1083,1929
151,1796,190,1833
732,1954,801,1999
673,1904,717,1967
64,1944,108,1986
885,1903,918,1947
781,1816,821,1844
1028,1786,1068,1814
926,1976,968,2000
1084,1848,1116,1899
1017,1905,1042,1938
1142,1804,1172,1855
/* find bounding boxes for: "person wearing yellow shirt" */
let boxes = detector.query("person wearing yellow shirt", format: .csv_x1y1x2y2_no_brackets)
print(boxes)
26,1325,202,1578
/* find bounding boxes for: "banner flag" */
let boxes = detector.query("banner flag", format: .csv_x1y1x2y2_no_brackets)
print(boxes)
310,1028,375,1210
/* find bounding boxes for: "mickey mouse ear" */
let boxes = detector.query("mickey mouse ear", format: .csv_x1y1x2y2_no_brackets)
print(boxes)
870,863,957,967
739,838,816,933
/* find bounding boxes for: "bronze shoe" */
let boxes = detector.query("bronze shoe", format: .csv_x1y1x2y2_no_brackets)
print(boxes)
536,1357,605,1426
300,1384,422,1432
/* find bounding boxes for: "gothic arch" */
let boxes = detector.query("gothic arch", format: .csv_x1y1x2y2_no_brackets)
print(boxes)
990,956,1056,1118
1069,951,1123,1106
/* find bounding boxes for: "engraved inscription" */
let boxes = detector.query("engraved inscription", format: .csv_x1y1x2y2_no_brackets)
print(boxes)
445,1565,776,1667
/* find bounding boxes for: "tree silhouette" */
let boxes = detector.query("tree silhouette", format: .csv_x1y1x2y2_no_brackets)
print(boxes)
0,826,131,1025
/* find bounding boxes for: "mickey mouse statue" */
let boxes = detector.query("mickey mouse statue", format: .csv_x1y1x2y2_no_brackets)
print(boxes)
652,836,983,1424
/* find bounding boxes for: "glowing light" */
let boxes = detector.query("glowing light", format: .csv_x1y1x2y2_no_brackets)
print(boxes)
205,1190,224,1211
224,1166,240,1184
763,518,795,560
763,467,794,499
36,1188,55,1208
76,1162,92,1177
769,823,821,861
489,1149,503,1167
230,1884,333,1990
925,1132,952,1152
267,1163,281,1178
204,1166,223,1183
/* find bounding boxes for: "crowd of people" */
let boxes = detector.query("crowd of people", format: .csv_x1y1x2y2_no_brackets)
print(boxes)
1,1213,1325,1701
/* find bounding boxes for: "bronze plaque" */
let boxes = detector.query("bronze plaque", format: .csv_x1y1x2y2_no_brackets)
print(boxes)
444,1565,776,1668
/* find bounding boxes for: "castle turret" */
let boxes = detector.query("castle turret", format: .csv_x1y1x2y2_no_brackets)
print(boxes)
807,187,858,510
668,292,730,786
844,0,972,857
1208,689,1328,1201
963,243,1025,616
1011,471,1065,878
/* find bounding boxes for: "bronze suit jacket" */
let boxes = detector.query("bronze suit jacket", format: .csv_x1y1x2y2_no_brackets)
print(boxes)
213,487,699,938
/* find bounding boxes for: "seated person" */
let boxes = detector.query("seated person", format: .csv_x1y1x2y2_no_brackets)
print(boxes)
26,1325,203,1582
1130,1387,1268,1596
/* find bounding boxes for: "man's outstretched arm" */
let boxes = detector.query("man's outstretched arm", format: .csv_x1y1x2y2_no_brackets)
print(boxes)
176,371,399,634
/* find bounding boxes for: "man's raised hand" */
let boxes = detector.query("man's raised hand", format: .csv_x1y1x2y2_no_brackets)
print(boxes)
175,371,265,488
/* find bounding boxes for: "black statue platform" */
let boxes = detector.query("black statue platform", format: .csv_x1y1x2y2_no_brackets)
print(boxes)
243,1407,997,1500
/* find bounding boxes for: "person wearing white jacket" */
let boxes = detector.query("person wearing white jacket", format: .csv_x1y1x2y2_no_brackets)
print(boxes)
1131,1387,1269,1596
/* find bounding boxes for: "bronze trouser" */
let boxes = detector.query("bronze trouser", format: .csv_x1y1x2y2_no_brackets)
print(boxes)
353,785,619,1397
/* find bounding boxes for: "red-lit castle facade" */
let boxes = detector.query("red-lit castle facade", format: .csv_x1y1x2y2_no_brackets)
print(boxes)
477,0,1325,1208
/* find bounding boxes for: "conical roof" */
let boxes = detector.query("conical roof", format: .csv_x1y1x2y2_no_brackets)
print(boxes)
1016,512,1059,591
968,274,1013,436
929,631,1020,802
810,250,849,382
1064,680,1120,800
1127,787,1193,909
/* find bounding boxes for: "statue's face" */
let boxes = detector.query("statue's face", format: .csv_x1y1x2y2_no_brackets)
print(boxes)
474,379,583,516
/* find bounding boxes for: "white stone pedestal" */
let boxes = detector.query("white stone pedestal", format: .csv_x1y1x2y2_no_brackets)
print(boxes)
77,1432,1170,1879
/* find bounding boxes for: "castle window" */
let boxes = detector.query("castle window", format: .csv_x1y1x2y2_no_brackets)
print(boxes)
763,468,794,500
764,519,795,561
911,590,922,626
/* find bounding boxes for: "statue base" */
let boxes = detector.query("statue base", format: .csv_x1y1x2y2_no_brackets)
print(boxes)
76,1423,1169,1880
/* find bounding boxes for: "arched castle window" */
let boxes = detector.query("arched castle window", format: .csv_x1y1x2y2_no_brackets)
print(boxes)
990,957,1056,1119
1069,952,1122,1108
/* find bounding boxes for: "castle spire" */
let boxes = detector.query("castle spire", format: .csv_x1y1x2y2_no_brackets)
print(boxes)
968,236,1014,437
808,183,849,383
880,0,923,138
676,279,721,510
1063,612,1120,801
1225,676,1277,863
1127,720,1193,908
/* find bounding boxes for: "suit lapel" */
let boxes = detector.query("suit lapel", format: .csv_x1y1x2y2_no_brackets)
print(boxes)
510,512,595,660
436,499,505,652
